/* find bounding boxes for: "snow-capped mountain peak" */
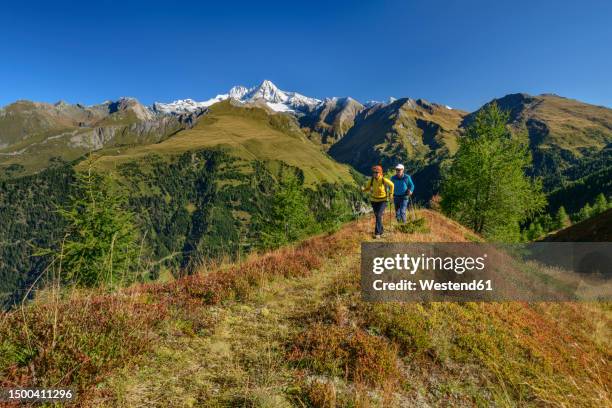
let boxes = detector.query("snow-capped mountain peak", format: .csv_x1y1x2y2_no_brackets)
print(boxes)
244,79,288,103
228,85,249,100
153,80,322,115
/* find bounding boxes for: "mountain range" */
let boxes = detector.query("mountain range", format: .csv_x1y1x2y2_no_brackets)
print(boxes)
2,80,611,201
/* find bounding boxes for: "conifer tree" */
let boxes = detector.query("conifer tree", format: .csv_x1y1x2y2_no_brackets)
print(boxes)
260,173,317,248
57,161,140,287
593,193,608,215
554,206,571,230
575,203,593,222
440,103,546,241
533,222,544,239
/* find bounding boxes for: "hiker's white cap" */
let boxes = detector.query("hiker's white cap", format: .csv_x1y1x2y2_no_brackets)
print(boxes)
395,164,404,170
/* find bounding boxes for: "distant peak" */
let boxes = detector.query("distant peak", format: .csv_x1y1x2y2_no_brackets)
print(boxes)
500,92,533,100
259,79,278,90
364,97,398,108
323,96,363,109
492,93,535,107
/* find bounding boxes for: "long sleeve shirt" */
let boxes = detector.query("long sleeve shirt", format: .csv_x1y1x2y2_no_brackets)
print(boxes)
362,175,394,202
390,174,415,197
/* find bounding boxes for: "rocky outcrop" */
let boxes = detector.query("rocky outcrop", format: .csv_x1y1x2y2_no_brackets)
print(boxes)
68,115,184,150
300,97,364,145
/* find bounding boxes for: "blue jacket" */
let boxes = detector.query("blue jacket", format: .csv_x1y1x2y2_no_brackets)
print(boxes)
391,174,414,197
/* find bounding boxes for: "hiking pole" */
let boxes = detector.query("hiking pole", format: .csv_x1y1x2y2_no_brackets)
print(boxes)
388,198,393,231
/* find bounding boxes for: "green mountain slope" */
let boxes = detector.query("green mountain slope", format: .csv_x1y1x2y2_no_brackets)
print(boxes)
0,98,192,175
328,98,466,199
327,93,611,210
547,163,612,214
89,100,353,185
465,93,612,191
544,208,612,242
0,100,107,147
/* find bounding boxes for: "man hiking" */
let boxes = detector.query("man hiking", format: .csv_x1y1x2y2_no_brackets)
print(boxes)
362,165,394,238
390,164,414,223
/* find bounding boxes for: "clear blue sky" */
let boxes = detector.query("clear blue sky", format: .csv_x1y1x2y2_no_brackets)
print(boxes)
1,0,611,111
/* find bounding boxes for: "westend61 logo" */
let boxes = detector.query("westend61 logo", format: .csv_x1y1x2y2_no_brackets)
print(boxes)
361,242,612,302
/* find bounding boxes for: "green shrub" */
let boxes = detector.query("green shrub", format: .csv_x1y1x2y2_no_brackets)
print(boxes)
395,217,430,234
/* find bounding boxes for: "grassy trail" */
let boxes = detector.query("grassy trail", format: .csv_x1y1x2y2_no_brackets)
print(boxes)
88,219,368,407
85,211,484,407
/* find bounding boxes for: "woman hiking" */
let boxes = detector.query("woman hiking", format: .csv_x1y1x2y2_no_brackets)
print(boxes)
362,165,394,238
390,163,415,223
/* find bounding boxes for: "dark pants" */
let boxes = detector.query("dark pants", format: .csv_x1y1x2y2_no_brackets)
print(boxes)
394,196,409,223
371,201,387,235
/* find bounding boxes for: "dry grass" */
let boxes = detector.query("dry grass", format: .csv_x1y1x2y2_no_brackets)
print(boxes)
284,212,611,407
0,290,167,390
141,225,359,308
0,220,361,404
395,217,430,234
288,323,401,388
1,210,610,407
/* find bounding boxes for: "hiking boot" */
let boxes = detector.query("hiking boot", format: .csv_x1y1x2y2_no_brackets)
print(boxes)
374,234,381,239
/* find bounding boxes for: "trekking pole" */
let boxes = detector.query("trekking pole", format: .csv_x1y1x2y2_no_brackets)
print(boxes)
388,198,393,231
